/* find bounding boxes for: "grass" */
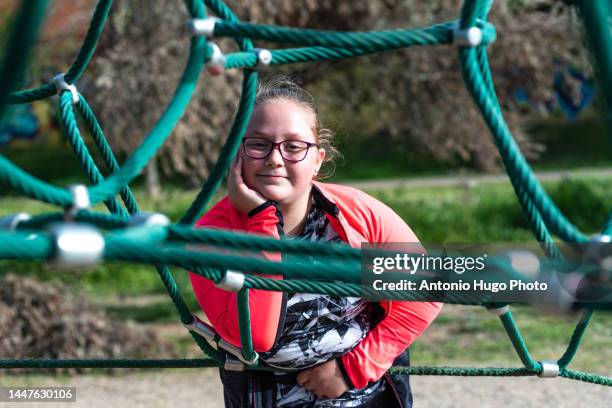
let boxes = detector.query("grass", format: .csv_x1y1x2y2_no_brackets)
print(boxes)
366,175,611,242
527,114,612,170
411,304,612,375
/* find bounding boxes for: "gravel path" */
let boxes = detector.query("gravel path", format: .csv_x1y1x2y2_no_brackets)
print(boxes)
2,369,610,407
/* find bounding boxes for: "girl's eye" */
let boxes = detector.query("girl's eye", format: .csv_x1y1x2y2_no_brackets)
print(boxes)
248,141,269,150
285,142,306,151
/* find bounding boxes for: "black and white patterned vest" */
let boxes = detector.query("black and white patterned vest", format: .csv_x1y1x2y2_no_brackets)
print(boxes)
260,192,386,407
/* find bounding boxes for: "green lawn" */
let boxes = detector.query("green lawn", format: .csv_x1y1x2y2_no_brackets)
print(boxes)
411,304,611,374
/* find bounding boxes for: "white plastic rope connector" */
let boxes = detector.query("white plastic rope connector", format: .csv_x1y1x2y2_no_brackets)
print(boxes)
65,185,91,221
0,213,31,231
215,270,245,292
53,73,79,104
504,250,541,277
486,305,510,316
187,17,219,37
184,314,258,366
206,43,226,75
537,360,559,378
591,234,611,243
224,355,246,372
183,315,219,351
128,212,171,227
50,224,105,269
452,23,483,47
253,48,272,66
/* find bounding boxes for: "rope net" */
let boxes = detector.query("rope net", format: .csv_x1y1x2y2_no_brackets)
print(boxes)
0,0,610,387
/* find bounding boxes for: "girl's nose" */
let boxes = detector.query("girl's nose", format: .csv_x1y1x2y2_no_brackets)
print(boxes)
265,145,284,166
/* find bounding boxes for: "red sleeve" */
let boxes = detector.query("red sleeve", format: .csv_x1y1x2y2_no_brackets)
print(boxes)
340,198,443,389
188,200,285,352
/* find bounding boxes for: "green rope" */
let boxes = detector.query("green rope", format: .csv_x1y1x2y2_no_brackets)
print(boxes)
475,46,559,258
168,224,359,258
237,288,258,363
6,0,113,105
571,0,612,127
0,358,219,369
458,47,588,243
0,0,49,112
0,4,209,208
64,0,114,84
180,70,258,224
0,231,53,260
58,92,127,216
602,211,612,235
75,95,140,215
86,36,208,206
465,12,592,370
212,20,496,51
498,310,539,371
559,368,612,386
225,47,369,69
556,309,594,368
388,366,536,377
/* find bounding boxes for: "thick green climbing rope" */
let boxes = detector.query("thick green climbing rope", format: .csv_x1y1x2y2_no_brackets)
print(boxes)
0,0,610,389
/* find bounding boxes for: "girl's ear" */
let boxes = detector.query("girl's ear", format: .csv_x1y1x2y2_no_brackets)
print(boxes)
313,148,325,179
317,147,326,167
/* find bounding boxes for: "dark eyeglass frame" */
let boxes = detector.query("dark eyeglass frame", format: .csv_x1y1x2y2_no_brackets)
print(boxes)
241,137,319,162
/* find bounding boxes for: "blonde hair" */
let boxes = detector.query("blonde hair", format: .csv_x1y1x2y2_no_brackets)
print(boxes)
254,75,340,179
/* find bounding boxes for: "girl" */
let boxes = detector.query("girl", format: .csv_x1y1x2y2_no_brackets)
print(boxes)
189,77,442,407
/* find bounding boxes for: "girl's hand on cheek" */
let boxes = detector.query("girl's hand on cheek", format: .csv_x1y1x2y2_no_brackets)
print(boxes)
228,155,267,214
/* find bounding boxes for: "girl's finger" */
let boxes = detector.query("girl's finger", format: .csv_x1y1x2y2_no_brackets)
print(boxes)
228,159,241,197
301,379,315,392
296,370,310,384
234,156,246,184
229,155,240,179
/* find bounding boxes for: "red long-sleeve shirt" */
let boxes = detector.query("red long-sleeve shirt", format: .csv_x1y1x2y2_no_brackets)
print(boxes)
189,181,443,389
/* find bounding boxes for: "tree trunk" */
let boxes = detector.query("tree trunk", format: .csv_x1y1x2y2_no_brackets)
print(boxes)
145,157,161,200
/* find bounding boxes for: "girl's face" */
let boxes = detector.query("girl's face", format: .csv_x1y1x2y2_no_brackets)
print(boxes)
241,99,325,206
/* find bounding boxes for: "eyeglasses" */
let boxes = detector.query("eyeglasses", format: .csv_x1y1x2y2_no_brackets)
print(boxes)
242,137,319,162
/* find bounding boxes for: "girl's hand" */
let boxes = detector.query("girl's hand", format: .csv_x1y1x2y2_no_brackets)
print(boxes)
296,359,349,399
227,155,267,214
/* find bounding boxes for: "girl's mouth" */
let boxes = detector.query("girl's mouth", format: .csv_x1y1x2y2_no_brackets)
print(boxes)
258,174,287,178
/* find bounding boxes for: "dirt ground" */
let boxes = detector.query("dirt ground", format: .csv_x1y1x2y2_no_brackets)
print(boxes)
1,368,610,408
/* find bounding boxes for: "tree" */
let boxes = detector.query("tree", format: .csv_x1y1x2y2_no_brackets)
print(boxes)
86,0,591,188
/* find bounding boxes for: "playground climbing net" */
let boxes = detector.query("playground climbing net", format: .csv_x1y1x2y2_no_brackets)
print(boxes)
0,0,611,387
